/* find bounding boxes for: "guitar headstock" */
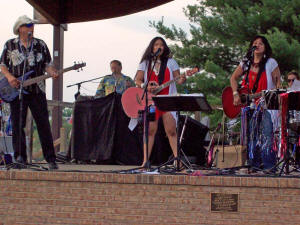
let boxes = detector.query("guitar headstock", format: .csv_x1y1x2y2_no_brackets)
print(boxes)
72,61,86,71
185,66,200,76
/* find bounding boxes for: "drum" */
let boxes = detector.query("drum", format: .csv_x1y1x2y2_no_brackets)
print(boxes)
287,92,300,133
289,110,300,133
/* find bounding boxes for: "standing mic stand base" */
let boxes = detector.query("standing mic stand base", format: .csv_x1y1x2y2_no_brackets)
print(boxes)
156,156,193,173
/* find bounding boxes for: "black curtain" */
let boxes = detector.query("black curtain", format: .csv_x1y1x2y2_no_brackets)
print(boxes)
72,93,208,166
73,93,118,162
73,93,145,165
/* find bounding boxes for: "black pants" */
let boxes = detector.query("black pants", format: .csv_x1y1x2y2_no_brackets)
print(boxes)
9,92,56,163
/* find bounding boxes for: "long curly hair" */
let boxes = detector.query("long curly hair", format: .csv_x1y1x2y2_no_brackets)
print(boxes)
140,37,171,63
244,35,273,92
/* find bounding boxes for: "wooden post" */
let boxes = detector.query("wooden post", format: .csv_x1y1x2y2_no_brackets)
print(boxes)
59,127,66,152
25,109,33,164
52,25,64,149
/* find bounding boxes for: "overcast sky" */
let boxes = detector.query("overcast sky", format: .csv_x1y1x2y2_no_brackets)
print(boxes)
0,0,198,102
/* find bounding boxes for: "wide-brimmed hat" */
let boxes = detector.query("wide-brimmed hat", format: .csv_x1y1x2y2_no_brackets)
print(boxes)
13,15,37,35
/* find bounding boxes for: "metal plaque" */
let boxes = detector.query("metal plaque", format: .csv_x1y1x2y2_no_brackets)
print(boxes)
211,193,238,212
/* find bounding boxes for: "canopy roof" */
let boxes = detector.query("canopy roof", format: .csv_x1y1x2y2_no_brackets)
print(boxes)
26,0,173,24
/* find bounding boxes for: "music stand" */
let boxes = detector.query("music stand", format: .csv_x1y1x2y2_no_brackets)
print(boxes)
152,94,212,171
262,89,286,110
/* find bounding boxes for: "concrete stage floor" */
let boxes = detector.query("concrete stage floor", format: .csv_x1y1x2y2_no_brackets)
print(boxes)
1,162,300,178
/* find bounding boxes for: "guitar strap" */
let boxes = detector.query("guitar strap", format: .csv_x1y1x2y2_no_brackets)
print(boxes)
252,67,265,93
147,61,152,81
147,58,167,85
158,58,167,85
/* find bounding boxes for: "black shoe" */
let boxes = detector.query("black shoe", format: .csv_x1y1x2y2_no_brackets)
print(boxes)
16,156,27,165
48,161,58,170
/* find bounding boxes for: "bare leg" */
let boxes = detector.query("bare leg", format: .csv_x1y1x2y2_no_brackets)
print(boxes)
162,112,178,157
141,120,158,166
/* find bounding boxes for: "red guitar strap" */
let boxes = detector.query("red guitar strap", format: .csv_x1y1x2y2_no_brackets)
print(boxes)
147,58,167,85
252,68,265,93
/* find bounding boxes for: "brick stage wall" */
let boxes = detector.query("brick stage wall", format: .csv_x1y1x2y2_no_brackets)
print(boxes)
0,171,300,225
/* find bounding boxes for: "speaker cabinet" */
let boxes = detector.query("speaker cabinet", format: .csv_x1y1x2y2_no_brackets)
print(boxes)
179,115,209,165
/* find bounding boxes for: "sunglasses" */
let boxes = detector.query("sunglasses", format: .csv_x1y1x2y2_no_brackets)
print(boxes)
287,79,295,83
21,23,34,28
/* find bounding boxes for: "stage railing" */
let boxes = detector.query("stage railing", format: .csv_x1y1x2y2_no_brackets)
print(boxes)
26,100,74,163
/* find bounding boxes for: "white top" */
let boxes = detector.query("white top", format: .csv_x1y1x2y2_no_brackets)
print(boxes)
240,57,278,90
128,58,181,128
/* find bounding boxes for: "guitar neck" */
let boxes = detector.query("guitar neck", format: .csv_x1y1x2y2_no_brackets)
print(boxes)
249,92,263,100
152,76,181,95
23,66,73,87
240,91,263,104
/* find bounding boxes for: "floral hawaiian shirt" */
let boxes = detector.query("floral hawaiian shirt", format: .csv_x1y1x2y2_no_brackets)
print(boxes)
0,37,52,93
95,74,135,97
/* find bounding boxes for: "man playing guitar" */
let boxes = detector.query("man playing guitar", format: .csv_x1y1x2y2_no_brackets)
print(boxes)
0,15,59,170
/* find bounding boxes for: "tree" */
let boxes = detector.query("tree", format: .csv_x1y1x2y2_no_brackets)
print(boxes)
150,0,300,127
62,108,73,117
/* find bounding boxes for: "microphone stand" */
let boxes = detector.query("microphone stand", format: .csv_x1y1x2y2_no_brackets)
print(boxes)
244,48,255,104
140,55,159,171
243,47,256,171
67,76,106,100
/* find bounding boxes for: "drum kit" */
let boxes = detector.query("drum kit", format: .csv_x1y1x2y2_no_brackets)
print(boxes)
221,86,300,174
253,89,300,174
289,110,300,133
286,80,300,134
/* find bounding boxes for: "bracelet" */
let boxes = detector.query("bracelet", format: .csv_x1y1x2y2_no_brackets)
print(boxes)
233,91,239,96
141,83,145,89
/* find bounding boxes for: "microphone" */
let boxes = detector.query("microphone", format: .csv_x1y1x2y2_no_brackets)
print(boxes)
250,46,257,52
245,45,257,60
152,48,161,58
28,32,32,39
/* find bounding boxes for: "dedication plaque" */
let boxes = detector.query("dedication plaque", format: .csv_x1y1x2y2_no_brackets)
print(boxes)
211,193,238,212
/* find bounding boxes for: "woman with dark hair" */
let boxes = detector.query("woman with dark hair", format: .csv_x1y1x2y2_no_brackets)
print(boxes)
135,37,186,167
231,35,280,104
230,35,281,170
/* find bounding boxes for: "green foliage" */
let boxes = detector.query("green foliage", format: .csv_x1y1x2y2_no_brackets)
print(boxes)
151,0,300,128
62,108,73,117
